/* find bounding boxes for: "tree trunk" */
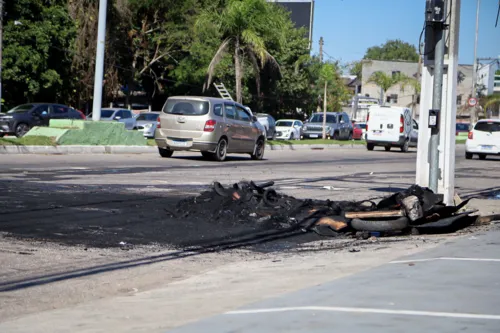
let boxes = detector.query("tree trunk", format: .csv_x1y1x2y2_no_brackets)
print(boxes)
234,37,243,104
322,81,328,139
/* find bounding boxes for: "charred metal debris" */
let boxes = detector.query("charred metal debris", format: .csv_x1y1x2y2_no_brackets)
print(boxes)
175,181,487,243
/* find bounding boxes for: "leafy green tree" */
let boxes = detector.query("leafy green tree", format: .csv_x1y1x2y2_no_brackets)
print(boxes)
195,0,287,103
364,39,419,62
2,0,75,107
367,71,412,105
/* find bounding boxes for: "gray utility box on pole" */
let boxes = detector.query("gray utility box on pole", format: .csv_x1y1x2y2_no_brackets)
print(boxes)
416,0,461,205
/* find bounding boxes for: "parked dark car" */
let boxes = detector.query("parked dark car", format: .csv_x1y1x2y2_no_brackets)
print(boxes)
0,103,83,137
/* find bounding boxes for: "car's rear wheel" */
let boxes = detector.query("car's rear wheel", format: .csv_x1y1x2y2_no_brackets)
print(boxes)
214,138,228,162
478,154,487,160
15,123,30,137
251,138,265,160
158,147,173,158
385,146,391,151
400,139,410,152
367,143,374,151
465,152,473,160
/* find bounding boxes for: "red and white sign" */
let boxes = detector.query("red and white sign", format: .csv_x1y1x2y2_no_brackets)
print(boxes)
468,97,478,107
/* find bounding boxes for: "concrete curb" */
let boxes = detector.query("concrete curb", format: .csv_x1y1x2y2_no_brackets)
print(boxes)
0,143,466,155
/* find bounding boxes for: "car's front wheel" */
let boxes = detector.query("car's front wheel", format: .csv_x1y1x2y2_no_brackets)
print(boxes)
465,152,473,160
251,138,265,160
158,147,173,158
478,154,487,160
367,143,375,151
15,123,30,137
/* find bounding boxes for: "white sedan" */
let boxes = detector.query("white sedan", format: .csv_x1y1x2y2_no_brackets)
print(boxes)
465,119,500,160
274,119,303,140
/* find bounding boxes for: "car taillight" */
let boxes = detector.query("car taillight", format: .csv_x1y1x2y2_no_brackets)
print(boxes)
204,119,216,132
366,113,369,131
468,131,473,140
400,115,404,133
156,117,161,128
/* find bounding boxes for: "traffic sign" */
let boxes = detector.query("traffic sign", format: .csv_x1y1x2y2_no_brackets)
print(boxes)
468,97,478,107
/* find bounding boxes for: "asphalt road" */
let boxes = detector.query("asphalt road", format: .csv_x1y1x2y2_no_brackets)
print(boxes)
167,228,500,333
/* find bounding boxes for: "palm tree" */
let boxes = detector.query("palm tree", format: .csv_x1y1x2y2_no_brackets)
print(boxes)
196,0,286,103
367,71,412,105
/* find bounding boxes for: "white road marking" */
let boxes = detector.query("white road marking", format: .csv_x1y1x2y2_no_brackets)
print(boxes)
226,306,500,320
390,257,500,264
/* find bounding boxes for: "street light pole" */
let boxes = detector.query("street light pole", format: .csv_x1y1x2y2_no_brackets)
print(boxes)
91,0,108,121
472,0,480,99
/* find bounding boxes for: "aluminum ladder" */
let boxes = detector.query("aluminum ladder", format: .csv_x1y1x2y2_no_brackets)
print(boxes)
213,82,234,101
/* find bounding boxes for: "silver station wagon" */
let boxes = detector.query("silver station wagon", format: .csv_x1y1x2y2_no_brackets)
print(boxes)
155,96,266,161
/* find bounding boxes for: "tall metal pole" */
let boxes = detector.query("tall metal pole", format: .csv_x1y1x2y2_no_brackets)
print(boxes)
429,23,446,193
0,0,4,114
91,0,108,121
319,37,324,63
472,0,480,98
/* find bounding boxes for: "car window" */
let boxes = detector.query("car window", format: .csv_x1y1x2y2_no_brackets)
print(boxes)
474,122,500,132
236,107,251,122
34,105,50,115
224,104,236,120
277,121,293,127
456,123,469,131
101,110,115,118
213,104,223,117
121,110,132,119
52,106,68,114
413,120,419,130
358,123,366,129
136,113,159,121
115,111,124,118
268,116,276,126
7,104,35,114
164,99,209,116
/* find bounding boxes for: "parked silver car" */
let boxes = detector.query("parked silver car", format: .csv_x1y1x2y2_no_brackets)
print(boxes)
135,112,160,138
302,112,353,140
155,97,266,161
256,113,277,140
89,108,137,130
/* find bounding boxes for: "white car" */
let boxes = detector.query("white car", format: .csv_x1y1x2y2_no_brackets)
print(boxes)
274,119,303,140
465,119,500,160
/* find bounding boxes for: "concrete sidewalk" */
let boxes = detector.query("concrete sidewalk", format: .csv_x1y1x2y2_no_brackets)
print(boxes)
168,227,500,333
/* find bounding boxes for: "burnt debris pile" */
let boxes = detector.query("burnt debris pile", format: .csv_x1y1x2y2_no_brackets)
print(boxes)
175,181,482,240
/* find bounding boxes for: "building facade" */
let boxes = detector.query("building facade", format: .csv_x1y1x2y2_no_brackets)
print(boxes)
360,60,496,119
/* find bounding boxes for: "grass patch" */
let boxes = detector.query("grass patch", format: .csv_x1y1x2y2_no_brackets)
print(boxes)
0,136,56,146
268,139,366,146
147,139,157,146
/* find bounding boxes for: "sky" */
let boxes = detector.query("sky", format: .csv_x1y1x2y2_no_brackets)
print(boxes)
311,0,500,66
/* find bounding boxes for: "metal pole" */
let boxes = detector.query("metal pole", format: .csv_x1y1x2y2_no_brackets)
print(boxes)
319,37,324,63
0,0,4,114
91,0,108,121
472,0,480,98
429,25,446,193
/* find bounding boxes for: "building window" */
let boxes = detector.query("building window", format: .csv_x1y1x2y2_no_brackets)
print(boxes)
386,94,398,104
392,71,401,78
457,95,462,105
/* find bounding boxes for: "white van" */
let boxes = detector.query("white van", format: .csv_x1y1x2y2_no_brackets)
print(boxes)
365,106,418,152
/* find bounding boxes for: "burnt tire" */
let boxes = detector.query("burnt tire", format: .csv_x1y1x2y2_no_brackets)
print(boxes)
351,217,410,232
214,138,228,162
251,138,265,160
367,143,375,151
158,147,173,158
